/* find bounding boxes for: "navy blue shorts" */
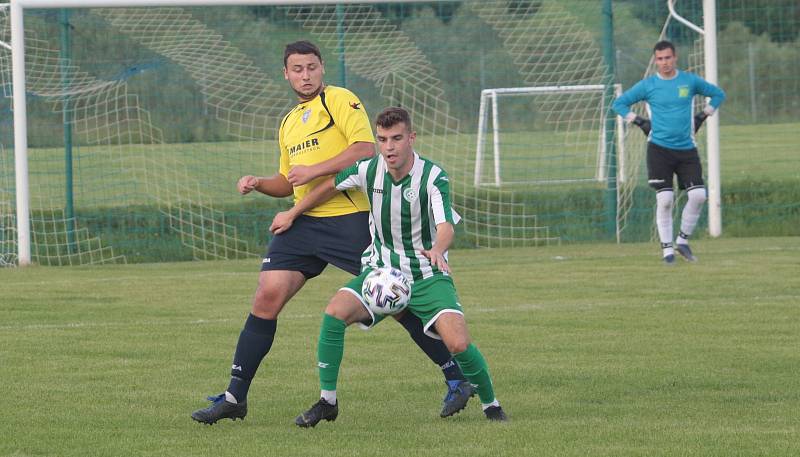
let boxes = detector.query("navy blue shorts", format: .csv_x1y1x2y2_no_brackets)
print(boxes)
261,212,370,279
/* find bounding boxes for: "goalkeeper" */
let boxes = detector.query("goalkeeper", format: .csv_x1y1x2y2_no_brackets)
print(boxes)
191,41,472,425
271,107,507,426
613,40,725,264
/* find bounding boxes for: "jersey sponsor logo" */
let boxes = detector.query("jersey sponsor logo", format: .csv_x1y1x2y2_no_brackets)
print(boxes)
288,138,320,156
302,108,312,123
678,85,690,97
349,102,361,110
370,187,384,194
403,187,418,202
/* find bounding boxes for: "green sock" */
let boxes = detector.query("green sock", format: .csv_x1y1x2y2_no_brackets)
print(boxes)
453,343,496,404
318,313,347,391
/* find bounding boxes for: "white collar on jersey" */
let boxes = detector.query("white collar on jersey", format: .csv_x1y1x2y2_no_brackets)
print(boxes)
656,69,680,81
380,150,421,180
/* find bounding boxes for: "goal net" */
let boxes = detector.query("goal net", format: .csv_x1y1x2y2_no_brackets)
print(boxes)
475,85,625,187
1,0,632,265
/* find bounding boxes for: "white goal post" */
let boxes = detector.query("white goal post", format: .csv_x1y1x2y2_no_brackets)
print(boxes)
474,84,624,187
667,0,721,236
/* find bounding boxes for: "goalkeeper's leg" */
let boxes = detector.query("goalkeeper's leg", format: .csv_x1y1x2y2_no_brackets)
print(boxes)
647,143,680,263
675,152,706,262
656,190,675,261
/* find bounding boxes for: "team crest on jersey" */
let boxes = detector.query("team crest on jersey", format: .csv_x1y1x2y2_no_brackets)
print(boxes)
403,188,417,203
302,108,312,123
678,85,690,98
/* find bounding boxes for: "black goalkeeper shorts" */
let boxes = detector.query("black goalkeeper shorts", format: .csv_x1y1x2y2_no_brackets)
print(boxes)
260,211,370,279
646,142,705,192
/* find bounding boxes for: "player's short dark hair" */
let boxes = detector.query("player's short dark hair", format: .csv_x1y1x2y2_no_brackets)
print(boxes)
653,40,676,54
376,107,412,131
284,40,323,67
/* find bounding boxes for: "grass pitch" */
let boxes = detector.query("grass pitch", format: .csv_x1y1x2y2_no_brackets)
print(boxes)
1,237,799,456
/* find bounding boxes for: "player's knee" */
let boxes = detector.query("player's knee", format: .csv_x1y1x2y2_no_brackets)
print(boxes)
656,191,674,212
324,301,347,320
251,288,286,319
445,337,470,354
687,187,706,205
324,299,363,325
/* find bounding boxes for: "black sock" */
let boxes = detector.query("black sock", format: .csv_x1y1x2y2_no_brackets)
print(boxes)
396,312,465,381
440,359,465,382
226,314,277,402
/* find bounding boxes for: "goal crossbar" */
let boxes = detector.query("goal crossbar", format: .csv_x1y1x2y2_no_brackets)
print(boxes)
474,84,624,187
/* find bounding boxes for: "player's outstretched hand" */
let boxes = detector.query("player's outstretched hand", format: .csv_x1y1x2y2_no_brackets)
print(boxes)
632,116,651,136
287,165,315,186
238,175,259,195
269,211,295,234
694,112,708,133
421,249,450,273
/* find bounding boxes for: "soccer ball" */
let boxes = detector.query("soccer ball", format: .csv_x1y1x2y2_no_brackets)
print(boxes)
361,267,411,315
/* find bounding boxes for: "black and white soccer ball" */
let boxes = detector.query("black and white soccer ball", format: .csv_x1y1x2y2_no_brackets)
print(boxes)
361,267,411,315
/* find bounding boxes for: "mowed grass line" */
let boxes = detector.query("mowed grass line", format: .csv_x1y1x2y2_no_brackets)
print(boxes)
1,237,798,457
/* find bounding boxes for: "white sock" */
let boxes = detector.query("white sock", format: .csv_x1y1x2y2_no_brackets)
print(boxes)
656,190,674,256
321,390,337,405
678,187,706,244
481,399,500,410
224,391,238,404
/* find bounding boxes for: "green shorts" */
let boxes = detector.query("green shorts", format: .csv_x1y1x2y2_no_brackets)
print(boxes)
341,268,464,340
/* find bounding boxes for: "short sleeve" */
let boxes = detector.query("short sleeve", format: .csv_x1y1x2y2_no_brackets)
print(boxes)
335,162,363,191
428,168,460,225
278,114,291,177
330,89,375,145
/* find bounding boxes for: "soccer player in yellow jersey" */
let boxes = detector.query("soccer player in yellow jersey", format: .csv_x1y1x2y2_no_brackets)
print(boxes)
192,41,472,425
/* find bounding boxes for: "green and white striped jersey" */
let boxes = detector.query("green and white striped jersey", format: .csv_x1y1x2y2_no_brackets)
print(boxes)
334,151,461,282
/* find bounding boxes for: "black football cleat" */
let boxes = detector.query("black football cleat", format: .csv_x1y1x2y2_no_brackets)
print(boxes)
441,380,475,418
295,398,339,428
191,393,247,425
483,405,508,422
676,244,697,262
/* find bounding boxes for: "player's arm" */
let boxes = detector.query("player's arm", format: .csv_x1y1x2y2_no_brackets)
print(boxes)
269,177,338,234
613,81,651,136
421,169,458,273
693,77,726,132
286,141,374,186
237,174,293,198
421,222,455,274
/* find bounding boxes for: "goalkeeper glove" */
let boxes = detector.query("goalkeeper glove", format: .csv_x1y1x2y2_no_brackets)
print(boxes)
694,112,708,133
632,116,651,136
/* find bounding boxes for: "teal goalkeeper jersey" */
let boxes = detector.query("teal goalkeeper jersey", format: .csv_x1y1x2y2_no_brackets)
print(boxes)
613,70,725,150
334,152,460,283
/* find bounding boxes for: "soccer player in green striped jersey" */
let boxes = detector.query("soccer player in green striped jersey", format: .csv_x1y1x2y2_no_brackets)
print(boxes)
271,107,508,425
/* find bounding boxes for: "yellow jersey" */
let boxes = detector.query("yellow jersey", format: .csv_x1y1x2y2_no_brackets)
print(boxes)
279,85,373,217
